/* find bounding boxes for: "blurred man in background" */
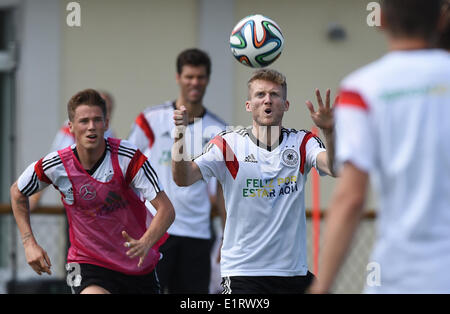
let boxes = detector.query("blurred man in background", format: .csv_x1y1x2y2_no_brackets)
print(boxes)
128,48,226,294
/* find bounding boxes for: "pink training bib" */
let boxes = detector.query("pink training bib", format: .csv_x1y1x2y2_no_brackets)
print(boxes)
58,138,167,275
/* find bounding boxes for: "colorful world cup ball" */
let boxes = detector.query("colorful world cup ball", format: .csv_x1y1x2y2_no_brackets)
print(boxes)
230,14,284,68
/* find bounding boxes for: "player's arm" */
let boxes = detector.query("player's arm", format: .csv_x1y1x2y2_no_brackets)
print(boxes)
147,191,175,243
30,130,72,212
10,181,52,275
315,129,335,177
214,183,226,263
123,190,175,267
122,153,175,267
216,183,226,229
28,191,43,212
309,162,368,293
145,190,175,246
306,88,336,177
171,105,204,186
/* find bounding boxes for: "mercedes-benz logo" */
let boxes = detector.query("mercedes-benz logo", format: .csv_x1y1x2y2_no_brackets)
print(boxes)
79,184,96,201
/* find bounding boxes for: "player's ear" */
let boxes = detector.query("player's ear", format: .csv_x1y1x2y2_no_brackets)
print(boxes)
245,101,252,112
284,100,290,112
68,121,74,134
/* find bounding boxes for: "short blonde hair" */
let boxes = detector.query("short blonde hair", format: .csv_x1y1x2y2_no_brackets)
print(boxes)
247,68,287,100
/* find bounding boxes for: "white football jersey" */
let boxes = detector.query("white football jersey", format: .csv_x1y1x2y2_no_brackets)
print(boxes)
128,101,226,239
335,49,450,293
194,127,326,277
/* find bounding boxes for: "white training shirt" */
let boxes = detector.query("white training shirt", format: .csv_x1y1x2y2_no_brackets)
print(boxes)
128,101,226,239
18,139,162,205
335,49,450,293
194,127,326,277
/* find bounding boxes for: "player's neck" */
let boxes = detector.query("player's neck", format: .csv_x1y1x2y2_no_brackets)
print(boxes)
388,37,430,51
251,124,282,147
175,98,205,123
76,139,107,171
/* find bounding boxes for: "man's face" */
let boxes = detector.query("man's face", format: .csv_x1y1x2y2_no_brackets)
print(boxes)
176,65,209,105
69,104,108,151
246,79,289,126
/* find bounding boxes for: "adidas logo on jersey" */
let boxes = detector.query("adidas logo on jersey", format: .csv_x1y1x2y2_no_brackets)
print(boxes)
244,154,258,163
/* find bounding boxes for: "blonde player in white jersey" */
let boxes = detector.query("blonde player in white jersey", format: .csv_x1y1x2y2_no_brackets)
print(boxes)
172,69,336,294
310,0,450,294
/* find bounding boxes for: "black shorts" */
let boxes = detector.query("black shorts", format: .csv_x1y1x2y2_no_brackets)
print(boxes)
156,235,212,293
221,272,315,294
66,263,160,294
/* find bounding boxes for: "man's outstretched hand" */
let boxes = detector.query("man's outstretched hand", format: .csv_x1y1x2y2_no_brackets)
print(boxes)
305,88,334,132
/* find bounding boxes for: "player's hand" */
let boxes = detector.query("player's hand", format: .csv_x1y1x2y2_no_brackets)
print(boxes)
173,105,189,127
24,240,52,276
122,230,152,268
305,89,334,132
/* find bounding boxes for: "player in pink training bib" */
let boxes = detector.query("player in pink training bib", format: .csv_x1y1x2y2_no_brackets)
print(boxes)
10,89,175,294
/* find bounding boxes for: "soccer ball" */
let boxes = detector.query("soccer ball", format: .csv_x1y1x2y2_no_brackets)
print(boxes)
230,14,284,68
